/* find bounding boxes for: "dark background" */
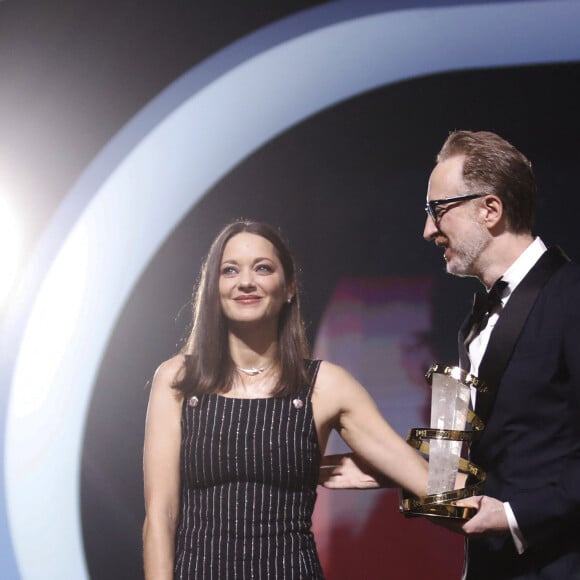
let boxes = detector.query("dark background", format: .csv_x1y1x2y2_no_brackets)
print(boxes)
1,1,579,578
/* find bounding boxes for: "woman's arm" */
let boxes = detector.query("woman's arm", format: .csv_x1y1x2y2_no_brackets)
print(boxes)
320,454,467,491
313,361,428,498
143,356,184,580
319,453,395,489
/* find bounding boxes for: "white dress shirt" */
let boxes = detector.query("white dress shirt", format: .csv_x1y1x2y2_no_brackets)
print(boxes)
467,237,547,555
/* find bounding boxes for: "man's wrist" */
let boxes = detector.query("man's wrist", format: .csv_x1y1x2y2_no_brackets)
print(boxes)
503,501,527,555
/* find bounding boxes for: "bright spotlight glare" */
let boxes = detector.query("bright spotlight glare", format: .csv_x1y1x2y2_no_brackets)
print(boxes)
0,195,22,312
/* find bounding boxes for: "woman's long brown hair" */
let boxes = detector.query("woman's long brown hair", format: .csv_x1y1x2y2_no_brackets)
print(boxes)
172,220,310,398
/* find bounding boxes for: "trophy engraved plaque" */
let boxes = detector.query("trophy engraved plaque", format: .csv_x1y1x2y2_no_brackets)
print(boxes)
400,364,487,520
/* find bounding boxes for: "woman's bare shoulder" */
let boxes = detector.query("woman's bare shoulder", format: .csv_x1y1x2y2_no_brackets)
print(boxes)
152,354,186,391
315,360,358,388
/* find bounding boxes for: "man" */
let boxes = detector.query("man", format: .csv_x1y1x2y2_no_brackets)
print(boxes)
423,130,580,579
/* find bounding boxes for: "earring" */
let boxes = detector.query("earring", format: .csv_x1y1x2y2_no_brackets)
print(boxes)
287,297,292,303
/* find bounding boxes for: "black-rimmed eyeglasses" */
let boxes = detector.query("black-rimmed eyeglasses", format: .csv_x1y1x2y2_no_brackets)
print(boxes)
424,193,486,221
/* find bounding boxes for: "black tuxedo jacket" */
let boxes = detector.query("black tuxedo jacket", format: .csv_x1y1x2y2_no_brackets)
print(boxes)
458,247,580,580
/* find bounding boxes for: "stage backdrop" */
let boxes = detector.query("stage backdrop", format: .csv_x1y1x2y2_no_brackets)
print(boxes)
1,1,580,578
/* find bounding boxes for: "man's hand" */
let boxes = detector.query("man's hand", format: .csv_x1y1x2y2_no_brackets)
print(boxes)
459,495,510,537
427,495,510,536
319,453,393,489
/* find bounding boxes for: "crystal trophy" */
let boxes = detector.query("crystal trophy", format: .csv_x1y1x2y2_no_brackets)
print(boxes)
400,364,487,520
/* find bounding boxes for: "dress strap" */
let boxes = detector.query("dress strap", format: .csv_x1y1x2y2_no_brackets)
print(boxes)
304,359,322,398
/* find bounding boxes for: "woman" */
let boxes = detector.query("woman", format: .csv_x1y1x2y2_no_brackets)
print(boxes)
142,220,428,579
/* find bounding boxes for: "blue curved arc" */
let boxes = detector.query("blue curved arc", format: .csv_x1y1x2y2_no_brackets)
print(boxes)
6,0,573,316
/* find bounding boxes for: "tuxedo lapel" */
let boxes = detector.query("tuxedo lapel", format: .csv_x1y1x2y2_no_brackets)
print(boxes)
458,314,471,370
475,246,569,422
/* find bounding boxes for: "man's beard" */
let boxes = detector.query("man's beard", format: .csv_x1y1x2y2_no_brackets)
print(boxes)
446,230,487,278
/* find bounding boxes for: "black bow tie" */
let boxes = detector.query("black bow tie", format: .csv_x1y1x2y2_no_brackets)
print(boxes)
466,278,508,345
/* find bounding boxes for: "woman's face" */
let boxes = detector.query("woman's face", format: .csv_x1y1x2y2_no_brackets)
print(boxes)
219,232,292,327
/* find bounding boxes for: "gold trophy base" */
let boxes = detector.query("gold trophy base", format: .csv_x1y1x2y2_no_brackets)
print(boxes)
399,428,486,521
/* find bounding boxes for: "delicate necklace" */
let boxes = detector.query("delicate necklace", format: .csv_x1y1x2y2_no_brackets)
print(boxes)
236,365,269,377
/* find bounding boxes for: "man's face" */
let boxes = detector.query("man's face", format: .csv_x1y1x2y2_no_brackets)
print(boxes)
423,155,488,278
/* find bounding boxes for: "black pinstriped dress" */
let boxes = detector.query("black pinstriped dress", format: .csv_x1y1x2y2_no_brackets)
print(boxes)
174,360,324,579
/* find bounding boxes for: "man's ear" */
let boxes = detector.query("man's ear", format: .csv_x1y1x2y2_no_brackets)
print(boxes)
482,194,503,228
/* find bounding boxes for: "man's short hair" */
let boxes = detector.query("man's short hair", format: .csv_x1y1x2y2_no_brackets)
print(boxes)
437,130,536,233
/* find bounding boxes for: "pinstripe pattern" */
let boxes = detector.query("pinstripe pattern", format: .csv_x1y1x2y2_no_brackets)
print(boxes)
174,360,324,579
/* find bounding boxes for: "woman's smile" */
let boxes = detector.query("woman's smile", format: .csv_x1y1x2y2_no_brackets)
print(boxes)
219,232,289,325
